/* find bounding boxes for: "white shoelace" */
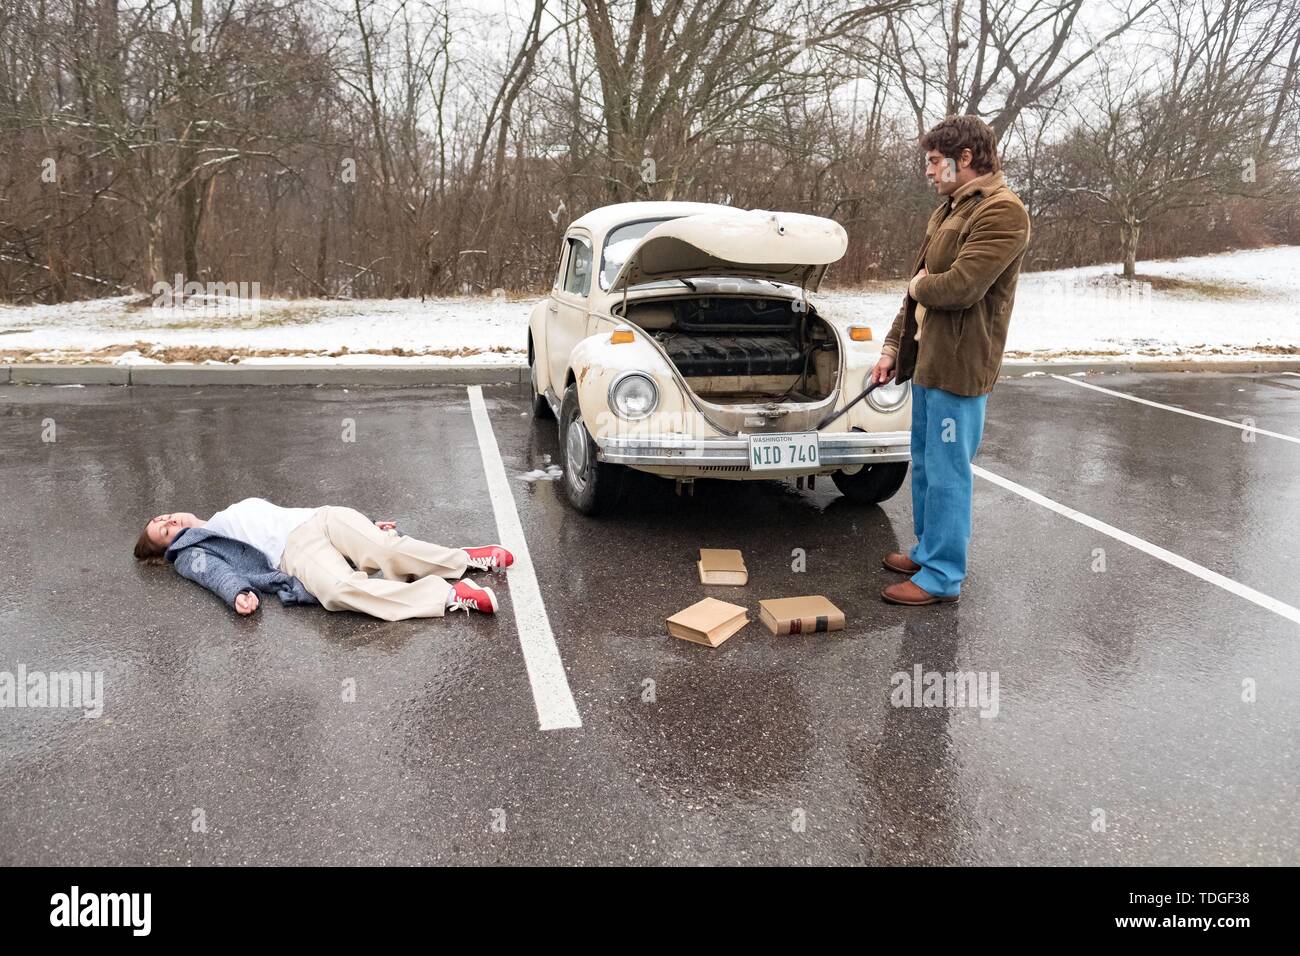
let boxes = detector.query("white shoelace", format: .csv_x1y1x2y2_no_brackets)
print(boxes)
447,586,494,614
447,595,480,613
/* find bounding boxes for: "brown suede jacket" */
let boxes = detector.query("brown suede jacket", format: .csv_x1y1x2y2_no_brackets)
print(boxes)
883,171,1031,397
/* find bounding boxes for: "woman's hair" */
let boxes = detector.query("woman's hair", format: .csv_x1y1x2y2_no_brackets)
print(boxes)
921,115,1001,175
134,524,168,564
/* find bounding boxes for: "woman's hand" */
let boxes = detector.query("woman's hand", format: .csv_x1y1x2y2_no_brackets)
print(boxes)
235,591,259,615
374,520,397,532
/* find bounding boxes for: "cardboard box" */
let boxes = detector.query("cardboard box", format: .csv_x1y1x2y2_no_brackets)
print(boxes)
697,548,748,586
666,597,749,647
758,595,845,635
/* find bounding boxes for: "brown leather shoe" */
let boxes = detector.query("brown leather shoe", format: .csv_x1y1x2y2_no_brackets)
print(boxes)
882,552,922,575
881,580,959,606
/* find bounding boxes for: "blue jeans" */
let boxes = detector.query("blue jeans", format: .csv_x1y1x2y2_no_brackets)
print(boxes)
907,382,988,598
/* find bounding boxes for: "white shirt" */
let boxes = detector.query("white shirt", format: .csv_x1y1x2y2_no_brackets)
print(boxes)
205,497,320,568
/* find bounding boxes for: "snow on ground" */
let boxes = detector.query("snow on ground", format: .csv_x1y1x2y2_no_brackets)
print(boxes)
0,295,528,365
821,245,1299,360
0,246,1295,365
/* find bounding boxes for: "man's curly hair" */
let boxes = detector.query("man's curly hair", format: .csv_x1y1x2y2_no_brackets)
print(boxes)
921,115,1001,175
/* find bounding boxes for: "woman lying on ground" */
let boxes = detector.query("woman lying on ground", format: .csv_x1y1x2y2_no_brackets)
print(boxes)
133,497,510,620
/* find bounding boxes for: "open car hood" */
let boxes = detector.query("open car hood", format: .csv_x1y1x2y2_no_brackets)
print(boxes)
608,209,848,293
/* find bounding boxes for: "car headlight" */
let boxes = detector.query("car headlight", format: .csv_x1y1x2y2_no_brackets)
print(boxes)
866,377,909,412
609,371,659,420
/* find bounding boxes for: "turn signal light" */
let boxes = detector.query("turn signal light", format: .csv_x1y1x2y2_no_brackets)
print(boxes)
610,329,635,344
849,326,873,341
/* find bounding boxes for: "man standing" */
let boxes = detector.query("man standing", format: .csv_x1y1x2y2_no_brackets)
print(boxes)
870,115,1031,606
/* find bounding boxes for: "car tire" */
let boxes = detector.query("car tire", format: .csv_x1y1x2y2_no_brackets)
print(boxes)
558,384,623,515
528,337,553,419
831,461,909,505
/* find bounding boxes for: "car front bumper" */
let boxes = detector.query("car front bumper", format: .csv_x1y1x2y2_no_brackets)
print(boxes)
596,430,911,468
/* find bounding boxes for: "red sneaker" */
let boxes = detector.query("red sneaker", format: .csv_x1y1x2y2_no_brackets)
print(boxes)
464,545,514,572
447,580,498,615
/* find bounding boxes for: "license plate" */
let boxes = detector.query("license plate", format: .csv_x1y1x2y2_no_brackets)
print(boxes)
748,432,820,471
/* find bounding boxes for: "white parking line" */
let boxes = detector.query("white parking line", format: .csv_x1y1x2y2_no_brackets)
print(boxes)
467,385,582,731
1049,374,1300,444
1284,372,1300,378
974,465,1300,626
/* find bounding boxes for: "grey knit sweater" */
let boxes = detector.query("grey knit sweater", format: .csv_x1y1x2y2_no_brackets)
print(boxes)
165,526,319,611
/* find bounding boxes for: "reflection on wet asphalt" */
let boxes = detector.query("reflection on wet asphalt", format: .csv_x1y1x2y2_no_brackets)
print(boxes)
0,372,1295,864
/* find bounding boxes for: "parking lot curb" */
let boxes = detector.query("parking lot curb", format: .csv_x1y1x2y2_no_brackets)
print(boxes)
9,364,131,385
1,357,1298,386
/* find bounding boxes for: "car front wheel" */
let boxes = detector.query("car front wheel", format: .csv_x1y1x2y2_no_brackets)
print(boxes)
558,384,624,514
831,461,909,505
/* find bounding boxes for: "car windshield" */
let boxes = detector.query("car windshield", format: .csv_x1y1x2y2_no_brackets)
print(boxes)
599,218,676,290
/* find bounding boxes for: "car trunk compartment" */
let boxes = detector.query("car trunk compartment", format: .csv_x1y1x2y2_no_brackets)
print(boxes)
656,333,805,378
622,293,841,428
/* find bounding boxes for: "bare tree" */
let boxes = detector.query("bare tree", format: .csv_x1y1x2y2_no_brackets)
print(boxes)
579,0,909,200
880,0,1159,136
1061,0,1294,277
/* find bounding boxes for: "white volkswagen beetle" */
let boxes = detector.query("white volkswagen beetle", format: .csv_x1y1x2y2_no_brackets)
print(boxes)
528,201,911,514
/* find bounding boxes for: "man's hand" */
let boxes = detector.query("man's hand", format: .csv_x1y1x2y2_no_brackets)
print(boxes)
908,266,928,300
870,352,896,385
235,591,259,616
374,520,397,532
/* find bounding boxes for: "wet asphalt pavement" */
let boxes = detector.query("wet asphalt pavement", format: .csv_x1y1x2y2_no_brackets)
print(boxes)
0,371,1296,866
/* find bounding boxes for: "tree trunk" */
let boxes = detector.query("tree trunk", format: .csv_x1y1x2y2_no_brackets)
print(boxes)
315,209,330,294
946,0,964,116
1120,218,1139,280
180,175,201,280
145,211,165,289
266,179,280,293
177,0,204,281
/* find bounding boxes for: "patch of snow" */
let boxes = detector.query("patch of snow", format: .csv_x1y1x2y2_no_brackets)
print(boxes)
517,465,563,482
111,349,164,366
2,246,1296,365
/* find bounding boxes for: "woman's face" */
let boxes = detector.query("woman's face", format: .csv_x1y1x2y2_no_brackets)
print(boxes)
145,512,198,549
